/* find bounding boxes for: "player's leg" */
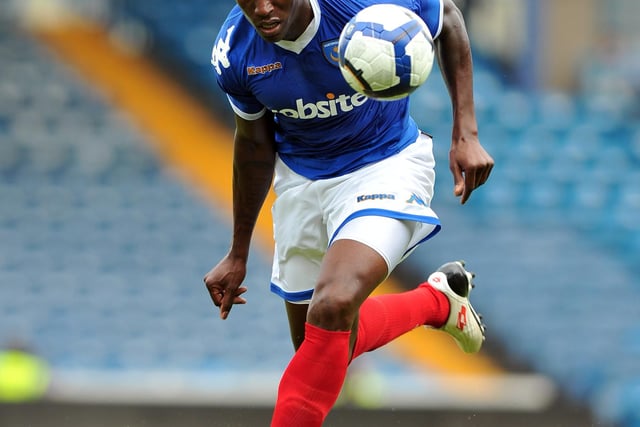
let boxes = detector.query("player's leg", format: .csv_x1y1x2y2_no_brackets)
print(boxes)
337,217,485,357
284,301,308,350
333,215,450,359
272,249,320,352
272,214,449,427
286,299,361,353
283,260,484,357
354,260,486,357
272,237,388,427
269,157,326,352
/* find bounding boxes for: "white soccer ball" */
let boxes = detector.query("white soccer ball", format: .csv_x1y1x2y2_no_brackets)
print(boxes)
338,4,435,101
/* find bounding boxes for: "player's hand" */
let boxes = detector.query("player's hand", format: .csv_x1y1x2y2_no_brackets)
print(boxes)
449,137,494,204
203,255,248,320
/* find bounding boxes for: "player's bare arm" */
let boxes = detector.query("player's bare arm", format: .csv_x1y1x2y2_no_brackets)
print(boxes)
436,0,494,204
204,112,276,319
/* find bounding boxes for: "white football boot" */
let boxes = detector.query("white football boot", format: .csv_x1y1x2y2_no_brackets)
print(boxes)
426,261,486,353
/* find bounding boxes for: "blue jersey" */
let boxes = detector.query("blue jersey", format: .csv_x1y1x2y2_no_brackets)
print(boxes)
211,0,443,179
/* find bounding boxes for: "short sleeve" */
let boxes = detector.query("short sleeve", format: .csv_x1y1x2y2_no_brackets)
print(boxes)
225,93,267,120
416,0,443,39
211,20,267,120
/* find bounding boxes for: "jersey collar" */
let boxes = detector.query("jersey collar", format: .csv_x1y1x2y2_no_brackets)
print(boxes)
275,0,320,54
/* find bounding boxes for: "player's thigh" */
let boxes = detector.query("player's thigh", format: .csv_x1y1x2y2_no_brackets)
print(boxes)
314,216,414,305
332,215,416,277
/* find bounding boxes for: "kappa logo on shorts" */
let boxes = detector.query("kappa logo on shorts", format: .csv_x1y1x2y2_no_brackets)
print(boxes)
406,193,428,207
356,193,396,203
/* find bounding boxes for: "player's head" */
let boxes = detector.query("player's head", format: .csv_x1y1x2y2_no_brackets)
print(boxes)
236,0,313,42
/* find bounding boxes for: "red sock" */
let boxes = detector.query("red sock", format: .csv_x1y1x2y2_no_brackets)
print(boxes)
352,283,449,360
271,322,351,427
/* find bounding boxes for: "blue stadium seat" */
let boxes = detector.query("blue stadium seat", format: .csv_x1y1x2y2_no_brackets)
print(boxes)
534,91,577,132
0,20,295,379
493,90,535,131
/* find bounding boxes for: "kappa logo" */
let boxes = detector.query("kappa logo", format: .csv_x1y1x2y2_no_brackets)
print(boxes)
247,62,283,75
211,25,283,77
211,26,234,75
406,194,428,207
356,193,396,203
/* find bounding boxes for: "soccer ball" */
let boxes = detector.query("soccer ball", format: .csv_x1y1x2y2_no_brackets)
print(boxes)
338,4,435,101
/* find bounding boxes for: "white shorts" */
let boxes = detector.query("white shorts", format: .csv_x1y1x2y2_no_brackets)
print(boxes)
269,133,441,303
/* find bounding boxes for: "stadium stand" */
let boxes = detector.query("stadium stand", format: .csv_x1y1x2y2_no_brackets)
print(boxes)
1,0,639,426
0,19,296,377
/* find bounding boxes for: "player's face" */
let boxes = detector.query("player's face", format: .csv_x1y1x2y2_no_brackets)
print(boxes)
237,0,313,42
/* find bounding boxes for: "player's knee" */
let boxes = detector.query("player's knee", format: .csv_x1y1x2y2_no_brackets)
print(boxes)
307,291,358,331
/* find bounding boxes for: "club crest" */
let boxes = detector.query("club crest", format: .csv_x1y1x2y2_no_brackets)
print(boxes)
321,40,340,67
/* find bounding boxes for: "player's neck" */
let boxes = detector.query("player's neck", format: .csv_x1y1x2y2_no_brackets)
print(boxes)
284,0,314,41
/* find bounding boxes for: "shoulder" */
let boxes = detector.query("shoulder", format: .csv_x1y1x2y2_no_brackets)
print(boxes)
319,0,365,18
324,0,444,39
398,0,444,39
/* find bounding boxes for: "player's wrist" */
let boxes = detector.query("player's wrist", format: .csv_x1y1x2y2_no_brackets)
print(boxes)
450,121,479,144
227,246,250,263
